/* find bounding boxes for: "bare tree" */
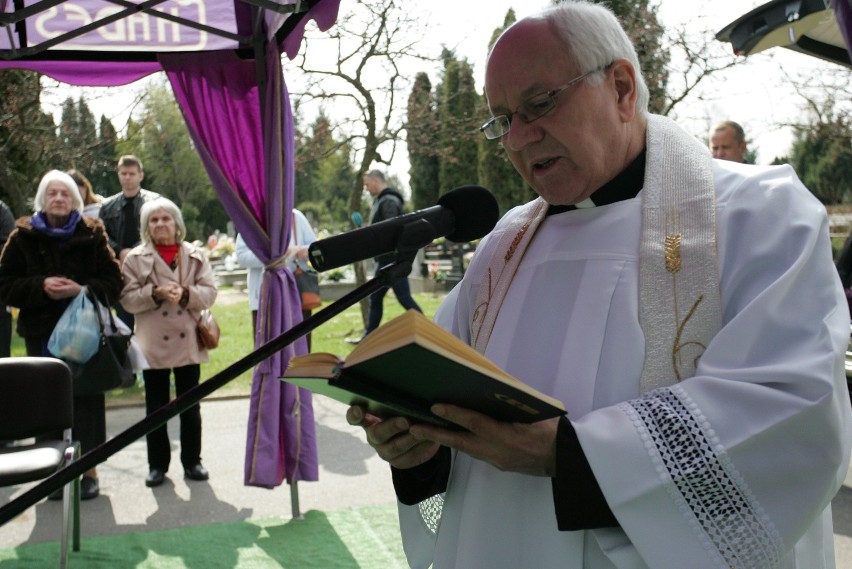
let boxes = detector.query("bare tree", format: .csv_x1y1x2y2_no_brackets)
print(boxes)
660,23,745,118
289,0,435,322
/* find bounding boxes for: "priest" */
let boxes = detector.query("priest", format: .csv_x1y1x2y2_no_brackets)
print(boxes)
347,2,852,567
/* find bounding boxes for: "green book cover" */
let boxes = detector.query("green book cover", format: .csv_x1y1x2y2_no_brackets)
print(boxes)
281,310,565,429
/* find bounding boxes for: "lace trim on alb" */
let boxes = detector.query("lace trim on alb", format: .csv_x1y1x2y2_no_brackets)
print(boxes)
623,386,783,568
417,493,445,535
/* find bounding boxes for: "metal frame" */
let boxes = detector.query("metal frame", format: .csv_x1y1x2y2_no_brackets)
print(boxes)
0,0,317,61
716,0,851,68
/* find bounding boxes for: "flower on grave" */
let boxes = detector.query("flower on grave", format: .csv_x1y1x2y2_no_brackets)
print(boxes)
428,261,448,283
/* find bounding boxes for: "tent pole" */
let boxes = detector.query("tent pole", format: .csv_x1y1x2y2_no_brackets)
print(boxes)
251,5,269,131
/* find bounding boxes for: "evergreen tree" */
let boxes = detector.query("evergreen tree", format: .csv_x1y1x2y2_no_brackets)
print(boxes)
57,95,115,190
476,9,536,214
0,70,59,214
407,72,440,210
438,57,480,193
136,83,228,240
76,98,97,156
295,112,358,231
789,116,852,204
90,116,120,197
58,98,79,150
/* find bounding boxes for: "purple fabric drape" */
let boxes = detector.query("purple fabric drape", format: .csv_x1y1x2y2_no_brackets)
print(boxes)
0,60,160,86
161,41,318,488
836,0,852,62
0,0,340,489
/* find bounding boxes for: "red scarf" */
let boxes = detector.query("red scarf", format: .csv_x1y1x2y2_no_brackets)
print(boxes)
154,243,180,267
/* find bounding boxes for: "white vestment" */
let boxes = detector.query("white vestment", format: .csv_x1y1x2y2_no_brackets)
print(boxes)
398,155,852,568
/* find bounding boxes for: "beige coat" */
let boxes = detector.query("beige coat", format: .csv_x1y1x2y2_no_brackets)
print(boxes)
120,242,218,369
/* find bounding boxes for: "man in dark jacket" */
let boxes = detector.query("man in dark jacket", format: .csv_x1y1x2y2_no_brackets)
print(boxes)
98,154,159,326
347,169,423,344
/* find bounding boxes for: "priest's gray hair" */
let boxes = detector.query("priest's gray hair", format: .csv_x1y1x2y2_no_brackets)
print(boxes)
139,196,187,244
533,1,650,116
34,170,84,214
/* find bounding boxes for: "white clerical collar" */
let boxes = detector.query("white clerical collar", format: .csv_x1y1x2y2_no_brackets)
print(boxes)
574,197,596,209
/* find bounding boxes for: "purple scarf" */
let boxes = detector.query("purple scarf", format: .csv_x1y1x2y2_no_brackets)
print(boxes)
31,211,82,241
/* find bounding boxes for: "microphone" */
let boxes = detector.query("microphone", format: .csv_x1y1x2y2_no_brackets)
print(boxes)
308,185,498,272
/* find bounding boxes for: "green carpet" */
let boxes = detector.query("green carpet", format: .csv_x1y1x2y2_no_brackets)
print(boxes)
0,503,409,568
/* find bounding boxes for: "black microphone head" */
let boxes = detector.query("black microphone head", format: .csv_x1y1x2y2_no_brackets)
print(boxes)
437,185,499,242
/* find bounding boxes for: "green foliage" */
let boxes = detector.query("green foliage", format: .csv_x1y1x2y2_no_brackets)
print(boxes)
476,10,535,214
789,115,852,204
437,58,480,193
0,70,60,215
295,112,358,231
134,82,228,241
478,136,536,214
407,72,440,210
50,95,122,199
9,290,448,404
91,116,121,197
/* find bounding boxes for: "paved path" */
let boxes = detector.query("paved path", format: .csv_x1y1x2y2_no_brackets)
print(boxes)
0,396,396,547
2,396,852,567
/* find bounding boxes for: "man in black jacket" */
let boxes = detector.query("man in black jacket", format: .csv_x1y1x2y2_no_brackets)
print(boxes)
347,170,422,344
98,155,159,326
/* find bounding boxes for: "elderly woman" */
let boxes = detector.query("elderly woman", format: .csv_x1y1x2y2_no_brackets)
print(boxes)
119,197,217,488
0,170,123,500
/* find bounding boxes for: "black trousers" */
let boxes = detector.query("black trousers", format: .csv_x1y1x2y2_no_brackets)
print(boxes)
25,336,106,455
0,305,11,358
143,365,202,471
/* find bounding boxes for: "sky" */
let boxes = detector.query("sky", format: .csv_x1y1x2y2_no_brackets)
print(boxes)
39,0,847,189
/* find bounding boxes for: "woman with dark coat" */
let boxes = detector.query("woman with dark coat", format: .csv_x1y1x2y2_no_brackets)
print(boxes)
0,170,123,500
119,197,217,488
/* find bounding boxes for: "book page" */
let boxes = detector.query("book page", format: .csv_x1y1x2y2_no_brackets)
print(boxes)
346,310,563,409
283,352,343,379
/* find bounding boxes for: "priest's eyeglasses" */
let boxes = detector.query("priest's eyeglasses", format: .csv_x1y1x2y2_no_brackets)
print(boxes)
480,66,606,140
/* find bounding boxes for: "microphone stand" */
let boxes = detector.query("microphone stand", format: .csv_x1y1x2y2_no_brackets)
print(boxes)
0,220,437,526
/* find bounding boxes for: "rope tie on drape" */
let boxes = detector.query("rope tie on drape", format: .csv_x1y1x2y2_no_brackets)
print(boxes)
255,255,290,348
264,256,289,271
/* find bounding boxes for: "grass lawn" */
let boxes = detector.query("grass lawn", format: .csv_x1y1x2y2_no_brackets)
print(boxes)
10,288,447,406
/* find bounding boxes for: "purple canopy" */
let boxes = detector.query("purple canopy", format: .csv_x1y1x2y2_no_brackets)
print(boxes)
837,0,852,61
1,0,342,490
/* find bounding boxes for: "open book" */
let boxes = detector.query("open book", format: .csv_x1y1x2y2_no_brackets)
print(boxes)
280,310,566,429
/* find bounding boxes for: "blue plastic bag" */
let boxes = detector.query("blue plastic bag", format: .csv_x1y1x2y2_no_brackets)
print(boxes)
48,288,101,364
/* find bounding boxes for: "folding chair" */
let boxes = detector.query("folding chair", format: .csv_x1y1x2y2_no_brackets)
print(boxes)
0,357,80,568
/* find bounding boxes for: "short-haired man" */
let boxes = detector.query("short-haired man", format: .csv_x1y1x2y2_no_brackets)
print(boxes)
347,2,851,568
99,155,160,326
709,120,748,163
346,169,423,344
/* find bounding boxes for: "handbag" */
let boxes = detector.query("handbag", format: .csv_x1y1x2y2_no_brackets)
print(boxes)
292,219,321,310
67,292,135,395
177,249,220,351
195,309,220,350
294,260,322,310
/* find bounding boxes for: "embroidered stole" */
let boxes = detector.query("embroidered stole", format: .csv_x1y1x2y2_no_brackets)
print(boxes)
470,114,722,392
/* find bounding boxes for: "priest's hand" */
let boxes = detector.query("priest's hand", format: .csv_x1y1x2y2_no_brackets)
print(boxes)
410,404,559,477
346,405,441,470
